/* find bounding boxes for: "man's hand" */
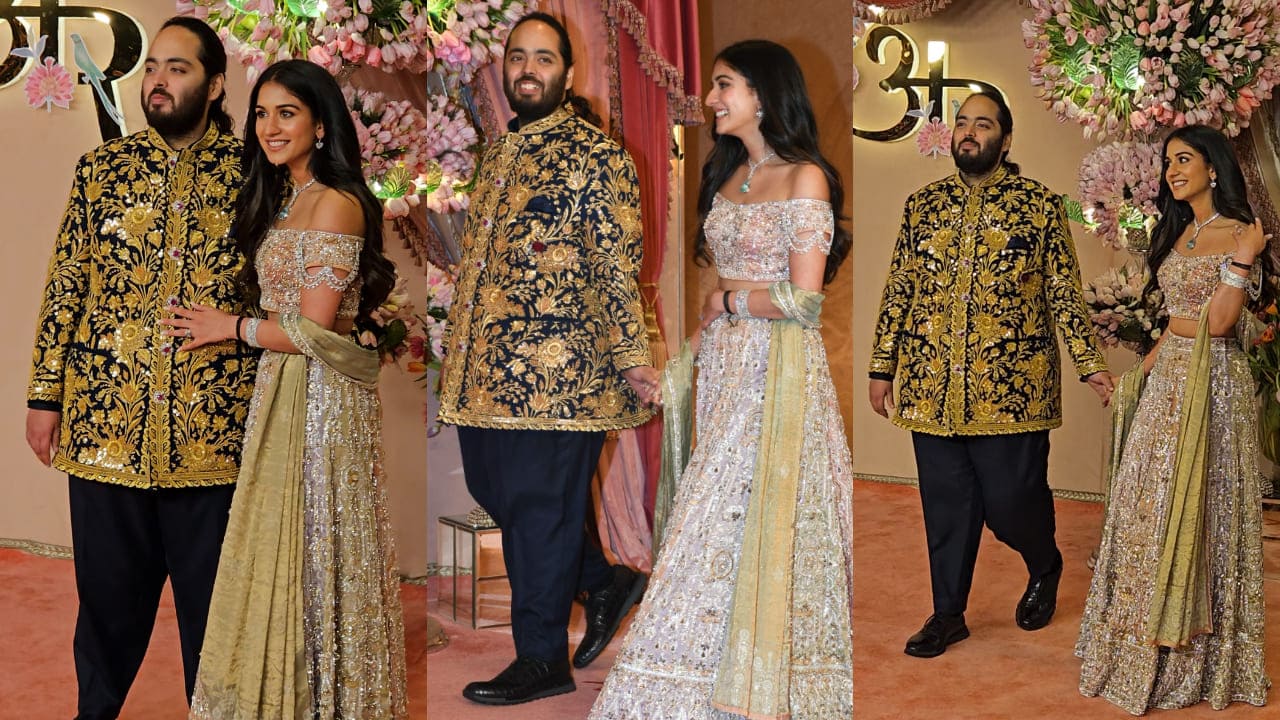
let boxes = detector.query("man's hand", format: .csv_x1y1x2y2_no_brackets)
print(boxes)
26,409,61,466
622,365,661,408
869,379,894,418
1085,371,1115,407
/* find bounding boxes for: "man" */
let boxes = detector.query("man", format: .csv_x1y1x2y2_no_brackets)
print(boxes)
868,90,1113,659
24,17,255,719
438,11,658,706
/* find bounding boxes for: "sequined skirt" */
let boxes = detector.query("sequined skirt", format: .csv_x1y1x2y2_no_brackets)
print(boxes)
1077,334,1269,715
589,316,853,719
190,350,408,719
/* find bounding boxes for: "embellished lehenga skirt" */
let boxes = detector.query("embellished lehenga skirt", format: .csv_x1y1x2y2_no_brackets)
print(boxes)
1077,334,1268,715
190,336,408,719
589,316,853,719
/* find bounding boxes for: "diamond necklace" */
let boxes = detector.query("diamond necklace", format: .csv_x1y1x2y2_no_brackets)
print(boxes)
277,177,317,220
1185,211,1221,250
739,151,776,194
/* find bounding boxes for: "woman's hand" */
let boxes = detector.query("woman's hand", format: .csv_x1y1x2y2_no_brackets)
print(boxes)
700,289,728,331
160,303,239,352
1232,218,1268,264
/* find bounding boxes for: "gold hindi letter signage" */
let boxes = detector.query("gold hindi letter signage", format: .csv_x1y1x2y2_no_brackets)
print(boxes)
853,25,999,143
1,0,143,140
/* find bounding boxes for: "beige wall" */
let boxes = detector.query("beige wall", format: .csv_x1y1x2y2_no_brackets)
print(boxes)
690,0,855,441
0,4,430,574
851,0,1129,496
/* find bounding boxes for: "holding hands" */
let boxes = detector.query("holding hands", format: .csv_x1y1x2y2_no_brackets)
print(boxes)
622,365,662,409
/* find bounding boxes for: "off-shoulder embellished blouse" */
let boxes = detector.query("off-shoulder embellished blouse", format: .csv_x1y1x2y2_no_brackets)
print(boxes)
256,228,364,320
704,194,834,281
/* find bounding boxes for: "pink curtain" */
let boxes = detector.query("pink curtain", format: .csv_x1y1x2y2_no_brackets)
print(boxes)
606,0,701,533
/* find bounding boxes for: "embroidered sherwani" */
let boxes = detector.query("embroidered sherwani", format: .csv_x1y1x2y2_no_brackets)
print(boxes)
28,125,256,487
439,107,652,430
869,165,1107,435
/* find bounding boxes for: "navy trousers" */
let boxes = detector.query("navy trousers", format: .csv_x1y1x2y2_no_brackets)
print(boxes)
457,426,615,662
911,430,1060,616
68,475,234,720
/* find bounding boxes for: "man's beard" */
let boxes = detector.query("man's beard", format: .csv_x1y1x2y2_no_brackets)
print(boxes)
504,72,567,124
143,83,210,140
952,136,1004,175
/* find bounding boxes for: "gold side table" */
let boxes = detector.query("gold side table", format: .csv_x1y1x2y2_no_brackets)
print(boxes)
438,514,511,629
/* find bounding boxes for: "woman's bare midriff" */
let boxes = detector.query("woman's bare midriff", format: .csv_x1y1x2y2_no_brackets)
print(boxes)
1167,316,1234,339
718,279,773,292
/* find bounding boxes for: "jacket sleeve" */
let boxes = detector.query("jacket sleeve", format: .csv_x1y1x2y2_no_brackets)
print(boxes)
1043,192,1109,378
28,155,93,407
584,142,651,372
868,196,917,378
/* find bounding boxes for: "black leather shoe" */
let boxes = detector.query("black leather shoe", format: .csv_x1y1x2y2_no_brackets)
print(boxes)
461,656,575,706
1016,553,1063,631
572,565,648,669
903,613,969,658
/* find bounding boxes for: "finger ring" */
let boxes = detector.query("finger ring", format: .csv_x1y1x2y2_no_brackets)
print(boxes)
186,328,192,337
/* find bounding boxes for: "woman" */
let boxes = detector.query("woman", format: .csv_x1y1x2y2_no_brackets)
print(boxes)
1077,124,1270,715
589,40,853,720
162,60,408,718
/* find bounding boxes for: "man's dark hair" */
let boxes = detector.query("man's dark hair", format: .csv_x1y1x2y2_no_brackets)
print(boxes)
159,16,233,134
508,11,601,127
962,89,1018,175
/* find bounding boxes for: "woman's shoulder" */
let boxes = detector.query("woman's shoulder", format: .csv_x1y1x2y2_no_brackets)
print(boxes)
785,162,830,203
307,187,366,238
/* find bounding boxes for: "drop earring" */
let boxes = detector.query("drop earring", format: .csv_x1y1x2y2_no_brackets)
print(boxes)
754,108,763,119
315,137,325,149
1210,178,1217,188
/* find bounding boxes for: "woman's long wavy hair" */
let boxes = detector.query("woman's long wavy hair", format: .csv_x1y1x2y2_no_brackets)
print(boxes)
1144,124,1272,312
233,60,395,325
694,40,851,285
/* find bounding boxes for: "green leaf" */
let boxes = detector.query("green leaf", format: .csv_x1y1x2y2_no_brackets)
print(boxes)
285,0,323,18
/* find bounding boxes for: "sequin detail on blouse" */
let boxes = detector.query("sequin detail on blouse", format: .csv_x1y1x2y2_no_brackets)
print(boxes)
1158,251,1232,319
257,229,363,319
703,195,833,281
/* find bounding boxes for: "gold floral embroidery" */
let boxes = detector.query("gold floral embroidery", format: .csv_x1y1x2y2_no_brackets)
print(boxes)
869,167,1107,436
28,126,256,488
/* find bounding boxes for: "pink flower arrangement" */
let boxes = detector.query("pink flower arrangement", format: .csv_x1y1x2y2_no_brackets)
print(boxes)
405,261,455,433
183,0,529,80
24,57,73,111
357,272,423,366
1077,141,1162,248
1023,0,1280,139
345,86,477,218
1083,263,1166,354
915,117,952,159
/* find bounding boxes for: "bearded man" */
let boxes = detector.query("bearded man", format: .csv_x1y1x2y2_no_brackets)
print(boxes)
438,11,659,706
25,16,256,719
868,90,1114,659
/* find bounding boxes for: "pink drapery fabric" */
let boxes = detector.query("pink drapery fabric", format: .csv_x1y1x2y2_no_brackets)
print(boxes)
606,0,701,555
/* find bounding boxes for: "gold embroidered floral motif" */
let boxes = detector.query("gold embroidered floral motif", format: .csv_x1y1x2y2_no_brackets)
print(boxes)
870,166,1107,436
28,126,256,488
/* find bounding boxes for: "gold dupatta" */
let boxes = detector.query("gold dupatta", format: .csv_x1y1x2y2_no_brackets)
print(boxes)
1105,363,1147,508
653,340,694,550
190,314,379,719
711,283,824,720
1144,305,1213,647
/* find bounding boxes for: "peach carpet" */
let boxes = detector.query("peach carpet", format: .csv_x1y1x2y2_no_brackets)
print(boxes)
0,549,428,718
424,578,631,719
854,479,1280,720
